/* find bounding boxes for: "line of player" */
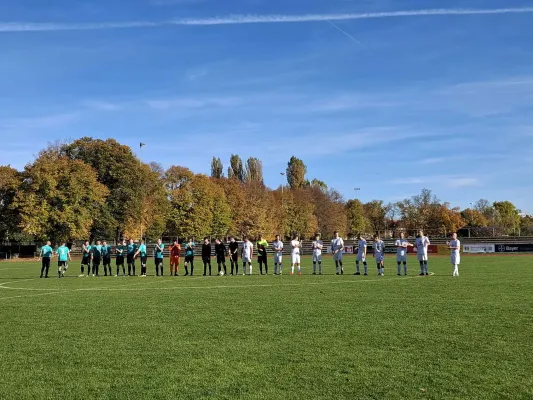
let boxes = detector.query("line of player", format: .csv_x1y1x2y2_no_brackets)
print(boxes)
38,230,461,278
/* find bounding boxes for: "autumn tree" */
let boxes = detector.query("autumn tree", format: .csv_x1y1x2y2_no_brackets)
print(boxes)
211,157,224,179
13,153,108,243
438,203,465,235
286,156,307,189
461,208,489,227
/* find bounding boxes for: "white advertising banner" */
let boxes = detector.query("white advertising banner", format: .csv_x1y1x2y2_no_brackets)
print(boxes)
463,244,495,253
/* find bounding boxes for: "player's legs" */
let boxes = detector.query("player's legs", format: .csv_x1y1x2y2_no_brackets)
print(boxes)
403,261,407,275
397,256,402,275
317,255,322,274
58,261,62,278
263,256,268,275
297,255,301,274
312,255,317,274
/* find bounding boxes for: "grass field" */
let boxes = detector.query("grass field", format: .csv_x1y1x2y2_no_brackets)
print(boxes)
0,255,532,400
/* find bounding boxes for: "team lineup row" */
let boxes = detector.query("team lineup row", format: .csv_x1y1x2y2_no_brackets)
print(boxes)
37,230,462,279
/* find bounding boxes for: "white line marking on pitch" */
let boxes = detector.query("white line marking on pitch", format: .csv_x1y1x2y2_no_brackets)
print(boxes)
0,274,435,299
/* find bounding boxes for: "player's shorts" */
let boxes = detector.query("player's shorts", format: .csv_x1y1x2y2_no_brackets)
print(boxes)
217,255,226,264
291,254,301,265
202,257,211,264
155,257,163,266
313,253,322,263
230,253,239,263
127,254,134,264
58,260,67,267
93,257,101,266
355,253,366,262
170,255,180,267
375,254,384,263
81,256,90,266
116,255,124,266
103,255,111,265
396,250,407,263
274,254,283,264
242,255,252,264
333,252,343,262
417,253,428,262
451,254,460,265
257,255,267,264
185,255,194,263
140,256,148,265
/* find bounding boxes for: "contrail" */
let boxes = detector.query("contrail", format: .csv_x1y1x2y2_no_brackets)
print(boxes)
326,19,366,49
1,7,533,33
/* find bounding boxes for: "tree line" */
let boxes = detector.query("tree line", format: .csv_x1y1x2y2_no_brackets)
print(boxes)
0,137,527,244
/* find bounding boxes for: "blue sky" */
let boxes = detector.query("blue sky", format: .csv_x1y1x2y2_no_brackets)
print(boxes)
1,0,533,212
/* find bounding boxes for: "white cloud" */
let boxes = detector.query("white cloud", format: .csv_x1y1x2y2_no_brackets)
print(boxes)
0,113,79,130
1,7,533,32
391,175,480,188
146,97,241,110
84,101,123,111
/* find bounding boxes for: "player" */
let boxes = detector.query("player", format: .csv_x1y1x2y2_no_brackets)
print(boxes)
447,233,461,277
184,238,195,276
80,240,92,277
331,231,344,275
373,235,385,276
312,234,323,275
272,235,284,275
102,241,112,277
214,239,227,275
290,234,301,276
39,241,53,278
127,238,137,276
202,238,212,276
169,240,181,276
91,240,103,277
228,237,239,276
415,230,431,276
116,240,126,276
395,232,413,276
56,242,71,278
355,234,368,276
256,235,269,275
241,236,253,275
154,239,164,277
134,240,148,277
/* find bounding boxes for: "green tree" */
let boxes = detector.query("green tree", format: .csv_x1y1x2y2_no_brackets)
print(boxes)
63,137,145,240
210,185,231,238
164,166,195,239
0,166,23,241
286,156,307,189
245,157,263,184
311,179,328,192
364,200,391,234
461,208,489,227
346,199,368,236
493,201,521,235
228,154,245,183
211,157,224,179
13,154,108,243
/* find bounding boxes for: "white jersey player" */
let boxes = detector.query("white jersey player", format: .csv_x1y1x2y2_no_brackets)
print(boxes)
331,231,344,275
373,235,385,276
354,234,368,275
312,234,324,275
290,234,301,275
241,237,253,275
415,230,431,275
272,235,284,275
395,232,413,276
447,233,461,277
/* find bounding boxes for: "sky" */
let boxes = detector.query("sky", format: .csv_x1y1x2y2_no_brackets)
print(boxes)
1,0,532,212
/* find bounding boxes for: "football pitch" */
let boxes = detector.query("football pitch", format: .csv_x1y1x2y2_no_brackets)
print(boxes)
0,255,532,400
